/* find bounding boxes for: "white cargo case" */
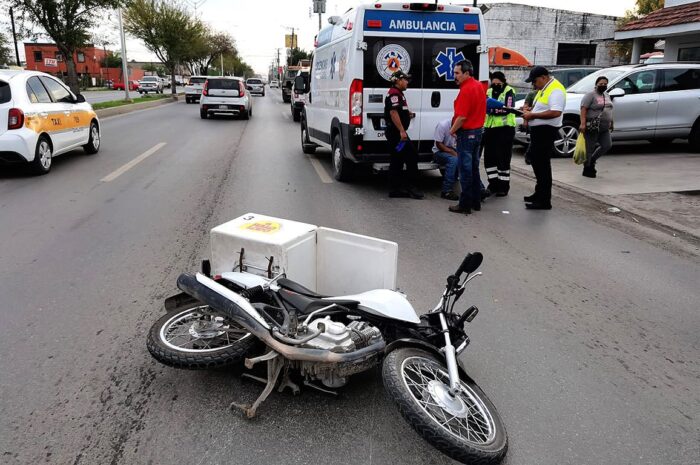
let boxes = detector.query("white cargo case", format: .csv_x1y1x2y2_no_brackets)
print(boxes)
210,213,397,295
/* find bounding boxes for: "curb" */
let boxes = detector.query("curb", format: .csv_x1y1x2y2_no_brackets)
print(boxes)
95,93,183,118
510,163,699,243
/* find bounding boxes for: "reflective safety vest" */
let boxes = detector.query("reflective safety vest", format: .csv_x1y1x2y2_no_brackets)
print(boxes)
485,85,516,128
533,78,566,106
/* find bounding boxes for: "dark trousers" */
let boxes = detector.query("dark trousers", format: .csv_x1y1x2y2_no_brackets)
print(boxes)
456,128,483,209
387,134,418,192
529,125,558,204
584,129,612,167
483,126,515,194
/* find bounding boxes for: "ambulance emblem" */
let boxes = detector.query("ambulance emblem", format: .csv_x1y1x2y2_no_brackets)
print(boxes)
376,44,411,81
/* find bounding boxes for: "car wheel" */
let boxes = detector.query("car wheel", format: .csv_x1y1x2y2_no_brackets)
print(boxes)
292,107,301,122
301,118,316,155
83,121,100,155
200,109,208,119
332,133,353,182
241,110,250,120
554,119,579,157
31,136,52,175
690,120,700,152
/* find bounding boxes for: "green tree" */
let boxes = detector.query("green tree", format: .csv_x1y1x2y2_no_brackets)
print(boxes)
289,48,311,66
0,32,13,65
187,29,236,76
7,0,124,94
101,52,122,68
612,0,665,61
124,0,206,96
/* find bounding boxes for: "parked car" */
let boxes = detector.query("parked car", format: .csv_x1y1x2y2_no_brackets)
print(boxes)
0,70,101,175
138,76,163,94
246,78,265,96
269,79,279,88
199,77,253,119
113,80,139,91
515,63,700,155
160,76,171,89
185,76,207,104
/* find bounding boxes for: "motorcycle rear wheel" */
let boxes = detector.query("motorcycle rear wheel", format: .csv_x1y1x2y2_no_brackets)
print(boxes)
382,348,508,464
147,304,257,369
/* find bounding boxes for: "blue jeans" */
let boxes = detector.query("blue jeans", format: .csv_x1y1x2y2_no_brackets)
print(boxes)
433,151,458,193
456,128,483,208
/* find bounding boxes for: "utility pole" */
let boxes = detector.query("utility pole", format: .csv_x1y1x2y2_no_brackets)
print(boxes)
220,54,224,76
117,8,130,100
9,7,21,67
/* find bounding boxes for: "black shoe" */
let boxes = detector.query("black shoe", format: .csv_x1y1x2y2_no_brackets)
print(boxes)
495,191,508,197
407,188,424,199
389,190,411,198
480,189,491,200
525,202,552,210
582,166,597,178
472,203,481,211
449,205,471,214
441,191,459,201
523,193,538,202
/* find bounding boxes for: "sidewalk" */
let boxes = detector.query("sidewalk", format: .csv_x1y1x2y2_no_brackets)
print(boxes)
510,142,700,239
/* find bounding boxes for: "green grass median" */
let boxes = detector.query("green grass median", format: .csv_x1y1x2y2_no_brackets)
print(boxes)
91,94,173,110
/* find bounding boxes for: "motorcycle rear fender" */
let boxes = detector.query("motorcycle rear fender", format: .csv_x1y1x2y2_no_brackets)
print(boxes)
385,338,473,381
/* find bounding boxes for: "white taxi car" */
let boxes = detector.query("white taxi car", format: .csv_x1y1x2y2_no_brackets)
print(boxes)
0,70,100,175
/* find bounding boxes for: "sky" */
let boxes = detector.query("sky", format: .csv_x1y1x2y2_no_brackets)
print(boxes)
13,0,638,74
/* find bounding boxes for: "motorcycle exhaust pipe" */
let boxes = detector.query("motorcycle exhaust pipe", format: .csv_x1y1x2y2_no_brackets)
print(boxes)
176,273,385,363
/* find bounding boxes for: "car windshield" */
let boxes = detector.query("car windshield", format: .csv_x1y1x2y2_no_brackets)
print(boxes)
247,79,262,84
567,69,627,93
142,76,158,81
0,81,10,103
189,77,206,84
207,79,239,90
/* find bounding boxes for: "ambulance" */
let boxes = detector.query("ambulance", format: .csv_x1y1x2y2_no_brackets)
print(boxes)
299,2,489,181
0,70,101,175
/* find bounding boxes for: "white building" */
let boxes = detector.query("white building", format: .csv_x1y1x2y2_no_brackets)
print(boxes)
615,0,700,63
483,3,622,67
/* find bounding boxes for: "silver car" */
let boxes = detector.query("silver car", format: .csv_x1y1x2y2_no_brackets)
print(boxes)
515,63,700,155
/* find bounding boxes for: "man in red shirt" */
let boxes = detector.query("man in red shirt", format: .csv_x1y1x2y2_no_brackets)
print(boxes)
449,60,486,214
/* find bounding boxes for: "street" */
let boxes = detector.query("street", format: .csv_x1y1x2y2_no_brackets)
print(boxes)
1,90,698,465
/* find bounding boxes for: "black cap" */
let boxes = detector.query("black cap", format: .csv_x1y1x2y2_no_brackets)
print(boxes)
390,69,412,82
525,66,549,83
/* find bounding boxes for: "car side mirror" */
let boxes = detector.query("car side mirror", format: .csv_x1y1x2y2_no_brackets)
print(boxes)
608,88,625,99
75,94,86,103
294,75,307,93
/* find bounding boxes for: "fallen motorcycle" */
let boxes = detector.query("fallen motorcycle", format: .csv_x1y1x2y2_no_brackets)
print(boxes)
147,251,508,464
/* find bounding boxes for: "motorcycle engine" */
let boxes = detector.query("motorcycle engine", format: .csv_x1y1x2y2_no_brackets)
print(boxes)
302,316,382,353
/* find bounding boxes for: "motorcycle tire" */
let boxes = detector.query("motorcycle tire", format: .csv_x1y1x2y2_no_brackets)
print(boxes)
382,348,508,465
147,304,258,370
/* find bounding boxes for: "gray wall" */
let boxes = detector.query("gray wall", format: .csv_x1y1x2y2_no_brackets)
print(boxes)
665,33,700,61
483,3,623,67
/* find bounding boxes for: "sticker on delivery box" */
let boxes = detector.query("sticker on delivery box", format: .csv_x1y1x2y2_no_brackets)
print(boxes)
240,221,281,234
376,44,411,82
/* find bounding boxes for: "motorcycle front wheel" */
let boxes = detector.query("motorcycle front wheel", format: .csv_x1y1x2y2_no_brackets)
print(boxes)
147,304,258,369
382,348,508,464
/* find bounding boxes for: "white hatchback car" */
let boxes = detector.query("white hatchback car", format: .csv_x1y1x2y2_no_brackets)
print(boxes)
0,70,101,175
199,77,252,119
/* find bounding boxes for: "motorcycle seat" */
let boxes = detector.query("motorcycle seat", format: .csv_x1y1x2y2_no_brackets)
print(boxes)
277,277,325,298
278,287,359,314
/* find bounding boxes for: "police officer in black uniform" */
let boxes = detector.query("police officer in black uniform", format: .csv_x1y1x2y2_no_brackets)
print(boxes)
384,70,423,199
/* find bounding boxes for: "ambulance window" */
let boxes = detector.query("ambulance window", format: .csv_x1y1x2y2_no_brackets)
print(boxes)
39,77,73,103
363,37,422,88
0,81,10,104
423,40,479,90
26,77,52,104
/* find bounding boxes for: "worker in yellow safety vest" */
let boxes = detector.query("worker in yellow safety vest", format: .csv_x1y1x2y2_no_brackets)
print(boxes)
482,71,516,196
522,66,566,210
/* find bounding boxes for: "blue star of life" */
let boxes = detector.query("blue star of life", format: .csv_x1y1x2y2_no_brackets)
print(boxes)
435,47,465,81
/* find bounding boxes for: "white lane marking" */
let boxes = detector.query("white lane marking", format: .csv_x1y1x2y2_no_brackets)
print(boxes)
101,142,167,182
307,155,333,184
281,111,291,120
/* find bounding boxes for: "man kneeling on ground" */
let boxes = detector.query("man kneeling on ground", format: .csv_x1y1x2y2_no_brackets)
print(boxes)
433,118,459,201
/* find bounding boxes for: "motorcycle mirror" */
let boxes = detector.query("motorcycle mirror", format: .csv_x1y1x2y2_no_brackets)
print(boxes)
461,252,483,275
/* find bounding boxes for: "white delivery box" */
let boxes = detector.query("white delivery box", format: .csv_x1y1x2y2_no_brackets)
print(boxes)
210,213,318,290
210,213,398,295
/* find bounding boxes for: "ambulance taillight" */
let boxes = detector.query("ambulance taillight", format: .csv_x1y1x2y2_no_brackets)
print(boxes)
349,79,363,126
8,108,24,130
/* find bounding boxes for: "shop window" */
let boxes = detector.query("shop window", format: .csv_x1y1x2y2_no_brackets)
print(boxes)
678,46,700,62
77,52,85,63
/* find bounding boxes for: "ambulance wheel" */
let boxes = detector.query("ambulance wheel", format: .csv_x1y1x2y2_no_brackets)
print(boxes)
332,134,353,182
301,119,316,154
30,136,52,175
83,121,101,155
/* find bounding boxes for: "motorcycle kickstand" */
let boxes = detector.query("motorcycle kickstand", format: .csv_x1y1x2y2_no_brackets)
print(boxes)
231,351,283,419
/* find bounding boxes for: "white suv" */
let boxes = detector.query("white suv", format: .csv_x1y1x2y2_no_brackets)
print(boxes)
199,77,253,119
515,63,700,155
185,76,207,104
246,78,265,96
138,76,163,94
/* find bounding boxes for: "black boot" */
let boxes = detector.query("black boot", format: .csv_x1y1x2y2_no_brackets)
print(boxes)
582,165,597,178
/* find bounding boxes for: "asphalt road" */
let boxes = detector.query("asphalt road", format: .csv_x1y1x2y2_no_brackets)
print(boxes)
1,91,698,465
83,86,185,103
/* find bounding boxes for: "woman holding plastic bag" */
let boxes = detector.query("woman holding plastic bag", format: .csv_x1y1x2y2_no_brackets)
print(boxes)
579,76,614,178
